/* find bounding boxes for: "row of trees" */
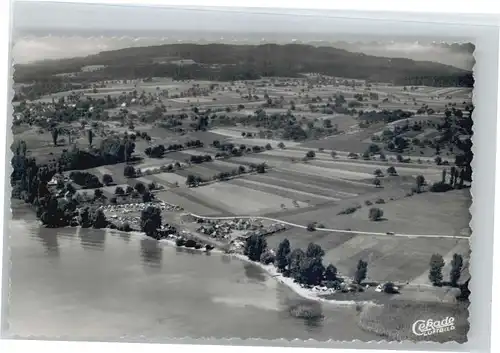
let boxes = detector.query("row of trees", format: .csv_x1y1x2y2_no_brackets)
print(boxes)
245,236,370,288
429,253,464,287
189,154,212,164
114,181,157,200
212,140,271,157
185,163,268,187
144,140,204,158
247,236,467,294
123,161,183,178
430,166,468,193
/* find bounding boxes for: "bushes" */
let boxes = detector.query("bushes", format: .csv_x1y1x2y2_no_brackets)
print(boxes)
124,165,136,178
142,191,153,202
337,206,359,215
386,166,398,176
145,144,166,158
69,171,102,189
176,237,209,250
430,182,454,193
93,189,103,199
369,207,384,221
176,238,186,246
134,182,146,194
260,251,276,265
256,163,267,174
305,150,316,159
184,239,197,248
102,174,113,186
306,222,316,231
190,155,212,164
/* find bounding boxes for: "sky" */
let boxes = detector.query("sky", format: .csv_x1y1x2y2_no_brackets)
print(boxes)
11,1,475,70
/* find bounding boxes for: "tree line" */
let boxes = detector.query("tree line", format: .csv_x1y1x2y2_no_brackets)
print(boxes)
245,236,367,289
185,163,267,187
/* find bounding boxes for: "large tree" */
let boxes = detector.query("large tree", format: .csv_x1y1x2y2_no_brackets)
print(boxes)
186,174,197,187
324,264,338,282
429,253,445,286
297,256,325,286
102,174,113,186
140,206,162,239
275,238,291,272
416,175,426,193
244,234,267,262
305,242,325,259
354,259,368,284
88,129,93,147
92,209,108,229
51,128,59,146
450,253,464,287
387,166,397,176
288,248,306,280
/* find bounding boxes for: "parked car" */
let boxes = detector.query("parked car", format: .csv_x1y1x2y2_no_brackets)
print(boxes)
376,282,400,294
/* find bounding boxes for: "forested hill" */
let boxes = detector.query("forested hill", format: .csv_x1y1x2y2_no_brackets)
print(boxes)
14,43,474,87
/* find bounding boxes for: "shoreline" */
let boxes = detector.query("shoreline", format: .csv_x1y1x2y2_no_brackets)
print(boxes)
15,210,377,307
11,202,444,309
231,253,375,307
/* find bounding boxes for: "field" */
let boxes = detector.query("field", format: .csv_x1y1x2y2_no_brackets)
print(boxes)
266,229,469,285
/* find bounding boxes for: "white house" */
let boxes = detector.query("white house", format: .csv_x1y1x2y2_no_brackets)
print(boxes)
48,174,64,186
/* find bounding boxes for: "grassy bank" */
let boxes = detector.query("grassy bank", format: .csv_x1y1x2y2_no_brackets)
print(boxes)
357,300,469,343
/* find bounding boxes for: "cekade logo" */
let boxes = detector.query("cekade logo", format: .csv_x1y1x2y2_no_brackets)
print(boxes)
412,317,456,337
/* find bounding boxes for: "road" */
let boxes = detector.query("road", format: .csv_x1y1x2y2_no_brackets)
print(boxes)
186,213,469,240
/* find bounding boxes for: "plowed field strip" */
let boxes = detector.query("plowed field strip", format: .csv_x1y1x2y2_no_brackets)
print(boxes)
172,187,234,215
230,178,339,203
249,173,358,198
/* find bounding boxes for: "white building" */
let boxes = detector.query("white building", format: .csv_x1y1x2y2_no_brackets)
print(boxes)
48,174,64,186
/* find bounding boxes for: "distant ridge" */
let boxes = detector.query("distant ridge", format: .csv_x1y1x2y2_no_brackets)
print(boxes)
14,43,473,87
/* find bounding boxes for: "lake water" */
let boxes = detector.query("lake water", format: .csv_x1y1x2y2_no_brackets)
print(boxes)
5,207,378,342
